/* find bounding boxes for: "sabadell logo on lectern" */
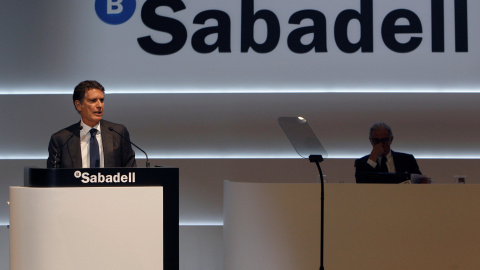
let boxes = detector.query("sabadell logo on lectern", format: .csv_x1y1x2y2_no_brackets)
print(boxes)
74,170,136,184
94,0,469,55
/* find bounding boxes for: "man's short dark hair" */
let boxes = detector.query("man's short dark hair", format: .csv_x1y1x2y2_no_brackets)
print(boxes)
369,122,393,138
73,80,105,112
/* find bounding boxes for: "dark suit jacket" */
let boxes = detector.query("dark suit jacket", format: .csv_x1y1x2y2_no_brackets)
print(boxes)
354,151,421,183
47,119,136,168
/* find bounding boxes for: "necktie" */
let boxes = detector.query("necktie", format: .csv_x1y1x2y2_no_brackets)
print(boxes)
90,128,100,168
379,156,388,172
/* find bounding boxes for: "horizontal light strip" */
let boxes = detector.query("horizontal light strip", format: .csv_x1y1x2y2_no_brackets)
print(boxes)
0,222,223,227
1,154,480,159
1,87,480,95
180,222,223,226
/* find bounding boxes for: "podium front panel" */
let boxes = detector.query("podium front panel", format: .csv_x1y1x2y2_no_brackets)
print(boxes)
10,167,179,270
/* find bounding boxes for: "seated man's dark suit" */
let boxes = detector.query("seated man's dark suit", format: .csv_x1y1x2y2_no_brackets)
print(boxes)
47,119,136,168
354,151,421,183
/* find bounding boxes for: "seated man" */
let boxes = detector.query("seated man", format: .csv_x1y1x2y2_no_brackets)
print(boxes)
355,122,425,183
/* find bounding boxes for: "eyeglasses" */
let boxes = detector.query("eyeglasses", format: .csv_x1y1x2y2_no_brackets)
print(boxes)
370,137,392,144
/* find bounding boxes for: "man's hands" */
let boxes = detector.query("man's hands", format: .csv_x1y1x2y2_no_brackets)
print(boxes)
369,143,384,162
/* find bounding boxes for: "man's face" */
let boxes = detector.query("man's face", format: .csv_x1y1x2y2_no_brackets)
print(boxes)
370,128,393,155
75,88,104,127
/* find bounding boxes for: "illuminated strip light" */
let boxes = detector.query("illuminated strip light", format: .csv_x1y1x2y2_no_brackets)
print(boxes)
0,221,223,226
180,221,223,226
1,87,480,94
2,154,480,159
0,222,223,227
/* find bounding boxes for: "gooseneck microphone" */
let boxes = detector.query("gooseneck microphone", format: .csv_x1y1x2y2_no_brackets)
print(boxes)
54,126,83,168
108,127,150,167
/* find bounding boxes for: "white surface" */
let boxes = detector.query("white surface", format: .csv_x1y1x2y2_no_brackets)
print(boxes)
9,186,164,270
2,225,223,270
1,1,478,91
224,181,320,270
1,93,480,159
3,158,480,226
224,181,480,270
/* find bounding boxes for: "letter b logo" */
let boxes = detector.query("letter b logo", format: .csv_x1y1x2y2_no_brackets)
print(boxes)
108,0,124,14
95,0,136,25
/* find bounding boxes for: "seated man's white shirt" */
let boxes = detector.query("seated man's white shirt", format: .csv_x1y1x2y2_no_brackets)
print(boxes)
367,151,396,173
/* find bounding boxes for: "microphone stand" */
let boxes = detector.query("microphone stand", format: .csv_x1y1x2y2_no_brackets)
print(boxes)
309,154,325,270
54,126,83,168
108,127,150,167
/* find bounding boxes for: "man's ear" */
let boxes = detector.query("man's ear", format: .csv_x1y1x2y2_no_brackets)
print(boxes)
74,100,82,112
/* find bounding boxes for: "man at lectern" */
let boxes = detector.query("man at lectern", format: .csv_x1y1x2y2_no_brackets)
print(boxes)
47,80,136,168
354,122,427,183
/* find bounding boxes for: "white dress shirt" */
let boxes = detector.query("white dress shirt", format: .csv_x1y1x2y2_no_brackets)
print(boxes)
80,120,104,168
367,151,396,173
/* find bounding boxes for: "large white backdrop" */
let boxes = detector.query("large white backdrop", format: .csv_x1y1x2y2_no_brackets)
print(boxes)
1,2,479,269
1,0,478,92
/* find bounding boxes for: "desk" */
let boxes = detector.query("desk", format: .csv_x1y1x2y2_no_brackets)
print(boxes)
224,182,480,270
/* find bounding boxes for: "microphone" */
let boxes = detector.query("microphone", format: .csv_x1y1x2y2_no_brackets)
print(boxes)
108,127,150,167
54,126,83,168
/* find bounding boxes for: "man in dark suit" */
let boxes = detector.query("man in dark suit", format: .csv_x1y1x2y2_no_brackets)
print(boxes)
47,80,136,168
354,122,423,183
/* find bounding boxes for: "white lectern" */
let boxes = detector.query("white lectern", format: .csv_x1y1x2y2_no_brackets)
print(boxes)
10,167,179,270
